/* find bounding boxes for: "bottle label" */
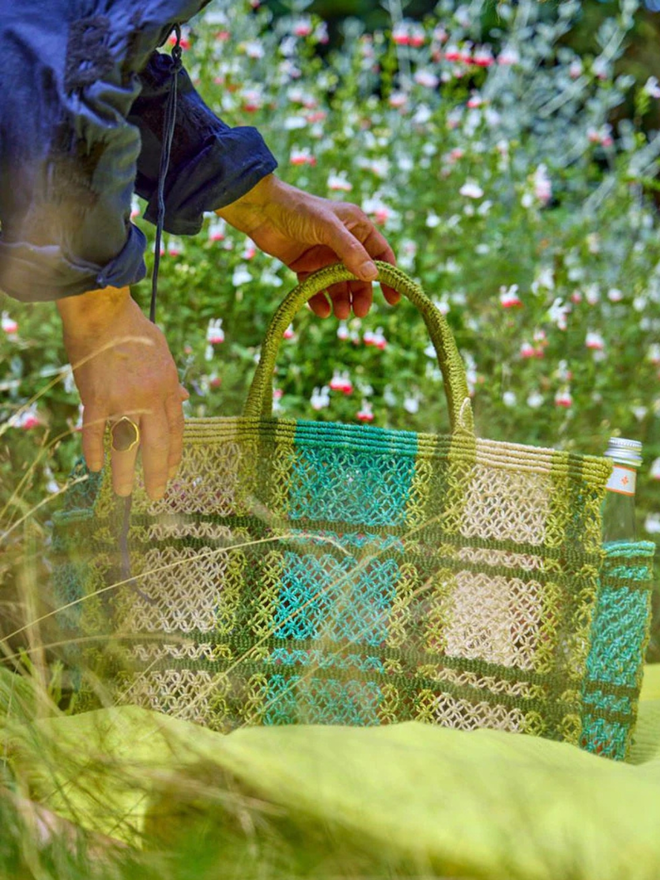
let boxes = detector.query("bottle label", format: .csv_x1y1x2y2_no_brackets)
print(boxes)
606,465,636,496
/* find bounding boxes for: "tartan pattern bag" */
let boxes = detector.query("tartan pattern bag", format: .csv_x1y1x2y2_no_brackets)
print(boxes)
52,263,655,760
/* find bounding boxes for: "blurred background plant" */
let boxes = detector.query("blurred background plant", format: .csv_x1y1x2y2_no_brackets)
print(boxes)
2,0,660,874
3,0,659,622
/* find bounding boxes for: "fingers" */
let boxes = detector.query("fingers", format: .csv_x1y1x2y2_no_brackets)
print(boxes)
111,420,142,497
326,281,352,320
139,409,171,501
322,218,378,283
81,405,107,472
308,291,332,318
165,391,186,481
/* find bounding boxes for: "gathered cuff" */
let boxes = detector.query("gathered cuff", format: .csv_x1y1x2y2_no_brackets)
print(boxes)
142,128,278,235
0,225,147,303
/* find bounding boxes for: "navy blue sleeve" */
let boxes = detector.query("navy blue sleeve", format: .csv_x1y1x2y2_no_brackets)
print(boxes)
129,53,278,236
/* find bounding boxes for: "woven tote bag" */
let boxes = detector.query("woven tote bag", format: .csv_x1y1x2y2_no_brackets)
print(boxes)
52,263,655,761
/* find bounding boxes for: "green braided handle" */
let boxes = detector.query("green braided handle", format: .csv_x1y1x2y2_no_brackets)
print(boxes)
243,261,474,435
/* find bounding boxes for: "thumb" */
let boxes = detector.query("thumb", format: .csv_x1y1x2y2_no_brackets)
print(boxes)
324,220,378,282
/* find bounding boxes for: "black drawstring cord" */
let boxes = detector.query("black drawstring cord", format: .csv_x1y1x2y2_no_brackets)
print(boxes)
151,24,183,324
120,25,182,586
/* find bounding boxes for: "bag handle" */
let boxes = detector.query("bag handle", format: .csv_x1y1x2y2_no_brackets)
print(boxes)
243,261,474,436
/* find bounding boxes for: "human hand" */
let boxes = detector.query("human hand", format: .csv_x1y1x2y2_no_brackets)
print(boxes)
217,175,399,319
57,287,188,500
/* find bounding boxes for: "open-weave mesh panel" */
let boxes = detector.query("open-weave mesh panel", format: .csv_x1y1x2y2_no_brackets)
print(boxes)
51,418,654,760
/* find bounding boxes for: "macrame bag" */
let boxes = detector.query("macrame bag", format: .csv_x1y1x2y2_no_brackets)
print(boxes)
52,263,655,761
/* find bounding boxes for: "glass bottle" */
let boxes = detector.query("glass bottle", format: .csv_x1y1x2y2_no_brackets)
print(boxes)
602,437,642,545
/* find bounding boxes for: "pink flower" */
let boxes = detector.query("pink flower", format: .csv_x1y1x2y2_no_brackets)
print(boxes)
444,44,461,62
650,457,660,480
585,331,604,351
290,147,316,166
206,319,225,345
357,399,374,422
215,30,230,42
433,26,448,44
473,48,494,67
243,90,263,112
392,24,410,46
414,70,439,89
169,31,191,51
460,180,484,199
569,60,583,79
283,324,296,340
555,389,573,408
498,46,519,66
520,342,536,359
389,91,408,109
208,218,226,242
2,312,18,334
11,407,41,430
273,388,284,400
409,29,425,48
363,329,376,346
337,321,350,341
533,165,552,204
167,238,184,257
647,344,660,365
449,148,465,162
292,18,313,37
499,285,522,308
374,327,387,350
467,93,483,109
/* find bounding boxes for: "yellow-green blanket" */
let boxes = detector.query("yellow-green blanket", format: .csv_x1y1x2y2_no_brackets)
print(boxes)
3,665,660,879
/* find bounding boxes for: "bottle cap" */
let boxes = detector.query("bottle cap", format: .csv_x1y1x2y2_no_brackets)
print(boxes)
605,437,643,468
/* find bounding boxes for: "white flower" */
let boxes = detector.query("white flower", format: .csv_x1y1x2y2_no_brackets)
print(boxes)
533,164,552,204
645,76,660,99
412,104,432,125
645,513,660,535
585,331,604,351
650,457,660,480
426,212,441,228
327,172,352,192
403,394,420,414
498,45,519,66
232,266,252,287
503,391,517,407
1,312,18,334
243,40,264,59
527,391,544,409
283,115,307,130
459,180,484,199
569,59,583,79
206,318,225,345
414,69,439,89
584,284,600,306
607,288,624,303
531,267,554,294
548,298,570,330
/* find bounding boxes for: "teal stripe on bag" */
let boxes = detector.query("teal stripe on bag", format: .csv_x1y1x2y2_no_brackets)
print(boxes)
288,421,419,526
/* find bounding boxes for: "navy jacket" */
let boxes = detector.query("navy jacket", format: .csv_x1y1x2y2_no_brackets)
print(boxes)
0,0,277,302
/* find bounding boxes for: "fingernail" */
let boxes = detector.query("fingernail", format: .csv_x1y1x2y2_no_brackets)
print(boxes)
152,485,167,500
358,260,378,281
116,486,133,497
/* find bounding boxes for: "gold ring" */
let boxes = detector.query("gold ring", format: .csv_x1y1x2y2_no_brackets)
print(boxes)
111,417,141,453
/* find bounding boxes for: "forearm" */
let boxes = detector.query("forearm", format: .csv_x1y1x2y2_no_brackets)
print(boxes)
56,286,132,343
215,173,292,235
